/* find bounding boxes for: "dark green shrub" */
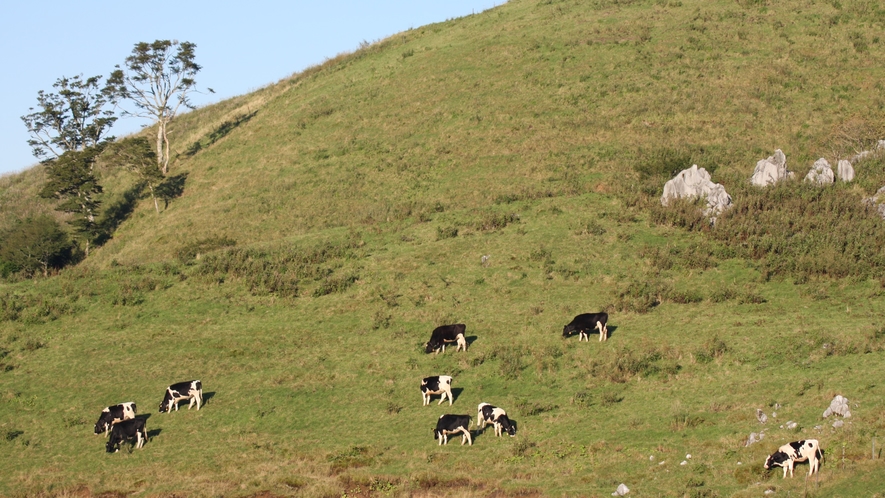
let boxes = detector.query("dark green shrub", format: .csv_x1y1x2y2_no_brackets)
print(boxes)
0,216,76,277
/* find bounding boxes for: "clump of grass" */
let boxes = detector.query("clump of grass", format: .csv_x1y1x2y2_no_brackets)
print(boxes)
436,226,459,240
327,446,373,475
175,236,237,264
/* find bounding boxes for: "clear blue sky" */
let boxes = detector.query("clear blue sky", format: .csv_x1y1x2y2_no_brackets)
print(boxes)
0,1,501,176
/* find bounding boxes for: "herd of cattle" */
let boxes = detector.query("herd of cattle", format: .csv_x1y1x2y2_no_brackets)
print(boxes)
420,315,826,479
93,380,203,453
420,314,610,446
92,312,824,479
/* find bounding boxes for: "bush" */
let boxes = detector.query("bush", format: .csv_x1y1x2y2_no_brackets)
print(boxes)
0,216,76,277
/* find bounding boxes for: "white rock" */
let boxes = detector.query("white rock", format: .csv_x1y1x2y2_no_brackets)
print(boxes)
837,159,855,182
751,149,792,186
833,420,845,428
823,395,851,418
680,460,687,466
649,455,655,461
686,454,691,459
805,158,835,185
661,164,732,218
612,483,630,496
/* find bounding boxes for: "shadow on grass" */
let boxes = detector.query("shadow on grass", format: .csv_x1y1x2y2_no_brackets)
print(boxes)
203,391,216,405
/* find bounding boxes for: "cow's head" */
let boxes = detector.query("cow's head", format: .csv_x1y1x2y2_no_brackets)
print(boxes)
562,325,573,338
501,418,517,437
425,341,440,354
432,428,439,440
763,451,790,469
106,440,118,453
158,392,174,413
94,421,109,435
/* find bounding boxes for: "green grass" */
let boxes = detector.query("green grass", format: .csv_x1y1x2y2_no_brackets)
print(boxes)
4,0,885,496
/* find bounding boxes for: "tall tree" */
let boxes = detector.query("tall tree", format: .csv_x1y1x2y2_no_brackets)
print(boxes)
39,146,104,256
20,75,117,161
107,40,211,175
102,137,164,213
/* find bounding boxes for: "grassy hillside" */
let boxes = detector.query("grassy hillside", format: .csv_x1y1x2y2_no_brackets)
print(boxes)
3,0,885,496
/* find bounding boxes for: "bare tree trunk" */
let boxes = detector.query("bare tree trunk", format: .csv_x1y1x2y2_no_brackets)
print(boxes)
157,123,166,175
149,184,159,214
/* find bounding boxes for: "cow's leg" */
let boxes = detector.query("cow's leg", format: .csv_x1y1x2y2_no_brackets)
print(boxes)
464,427,473,446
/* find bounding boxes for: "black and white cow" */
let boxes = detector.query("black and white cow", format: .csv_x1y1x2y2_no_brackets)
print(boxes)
433,414,472,445
763,439,822,478
93,402,137,436
421,375,453,406
563,312,609,342
477,402,516,437
425,324,467,354
105,418,147,453
158,380,203,413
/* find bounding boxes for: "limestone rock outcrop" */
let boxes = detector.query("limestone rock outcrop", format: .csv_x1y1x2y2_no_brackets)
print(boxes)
751,149,793,186
837,159,855,182
661,165,732,217
805,158,835,185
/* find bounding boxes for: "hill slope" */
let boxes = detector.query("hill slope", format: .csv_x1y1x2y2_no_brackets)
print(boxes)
3,0,885,496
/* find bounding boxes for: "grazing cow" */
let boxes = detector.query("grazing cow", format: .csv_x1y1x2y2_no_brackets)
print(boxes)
433,414,473,445
425,324,467,354
105,418,147,453
93,402,137,436
421,375,453,406
477,402,516,437
563,313,609,341
158,380,203,413
763,439,823,478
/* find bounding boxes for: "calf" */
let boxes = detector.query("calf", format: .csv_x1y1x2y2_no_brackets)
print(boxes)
421,375,454,406
477,402,516,437
105,418,147,453
158,380,203,413
563,313,609,342
425,324,467,354
763,439,822,478
93,402,137,435
433,414,473,445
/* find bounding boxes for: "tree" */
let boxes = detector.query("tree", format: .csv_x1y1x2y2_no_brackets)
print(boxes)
0,216,75,277
39,146,104,255
20,75,117,161
102,137,164,213
107,40,212,175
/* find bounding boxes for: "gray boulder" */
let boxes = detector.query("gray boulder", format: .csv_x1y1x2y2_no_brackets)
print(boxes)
849,140,885,164
862,186,885,219
837,159,855,182
751,149,793,186
661,165,732,217
805,158,835,185
823,394,851,418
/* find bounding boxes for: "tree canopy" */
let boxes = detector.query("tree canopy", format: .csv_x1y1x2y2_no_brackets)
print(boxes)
20,75,117,161
107,40,211,175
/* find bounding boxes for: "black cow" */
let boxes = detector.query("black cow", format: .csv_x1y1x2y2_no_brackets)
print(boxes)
563,313,609,342
105,418,147,453
764,439,822,478
93,402,137,435
433,414,473,445
477,402,516,437
158,380,203,413
421,375,453,406
425,324,467,354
